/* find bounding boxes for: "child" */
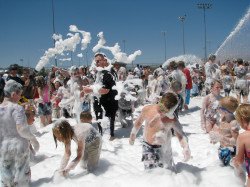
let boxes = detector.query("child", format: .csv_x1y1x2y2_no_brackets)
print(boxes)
170,80,183,118
118,91,134,128
209,96,239,166
234,58,249,103
191,76,199,97
129,92,190,170
200,79,223,133
35,76,52,126
51,78,63,118
221,70,234,96
52,112,102,176
232,104,250,186
25,106,39,161
80,112,102,171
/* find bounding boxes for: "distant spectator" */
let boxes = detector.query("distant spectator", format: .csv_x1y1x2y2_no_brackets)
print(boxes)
6,64,24,85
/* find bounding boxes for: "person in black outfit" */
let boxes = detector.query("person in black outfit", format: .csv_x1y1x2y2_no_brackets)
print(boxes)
0,72,5,103
82,53,118,141
6,64,24,86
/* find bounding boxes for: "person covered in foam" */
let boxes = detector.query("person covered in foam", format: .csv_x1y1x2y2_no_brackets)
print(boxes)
129,92,191,170
209,96,240,166
200,79,223,133
0,80,39,187
52,113,102,176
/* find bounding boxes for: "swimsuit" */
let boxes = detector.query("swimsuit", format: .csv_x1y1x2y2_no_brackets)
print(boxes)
218,146,236,166
245,150,250,178
142,141,163,169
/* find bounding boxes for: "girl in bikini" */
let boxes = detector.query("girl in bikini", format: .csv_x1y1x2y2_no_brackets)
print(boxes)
233,104,250,186
200,79,223,133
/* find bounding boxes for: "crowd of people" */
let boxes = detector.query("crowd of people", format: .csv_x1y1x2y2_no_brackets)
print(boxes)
0,53,250,186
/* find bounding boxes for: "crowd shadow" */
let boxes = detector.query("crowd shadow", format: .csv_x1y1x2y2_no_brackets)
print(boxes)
93,159,112,176
31,177,53,187
68,170,89,179
175,162,206,185
31,154,57,166
101,142,123,155
67,159,112,179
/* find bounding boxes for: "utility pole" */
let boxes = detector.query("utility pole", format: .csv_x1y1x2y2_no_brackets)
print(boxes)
197,3,212,61
178,14,186,54
161,31,167,61
51,0,57,66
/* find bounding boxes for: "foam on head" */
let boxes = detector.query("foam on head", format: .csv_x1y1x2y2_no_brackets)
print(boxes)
4,80,22,97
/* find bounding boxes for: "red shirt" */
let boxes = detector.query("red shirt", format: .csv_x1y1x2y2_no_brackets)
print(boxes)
182,68,192,89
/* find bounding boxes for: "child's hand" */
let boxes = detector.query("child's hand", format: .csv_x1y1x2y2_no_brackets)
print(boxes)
129,134,135,145
62,169,69,177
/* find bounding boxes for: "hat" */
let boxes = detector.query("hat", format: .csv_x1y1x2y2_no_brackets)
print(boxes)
9,64,19,71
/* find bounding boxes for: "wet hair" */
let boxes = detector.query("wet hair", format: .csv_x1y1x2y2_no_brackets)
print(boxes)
52,120,74,148
235,104,250,125
22,68,30,75
178,61,185,68
80,112,92,122
210,79,222,89
160,92,178,110
168,61,178,70
208,54,216,61
236,58,243,65
35,76,46,88
4,80,23,98
170,81,182,93
219,96,239,113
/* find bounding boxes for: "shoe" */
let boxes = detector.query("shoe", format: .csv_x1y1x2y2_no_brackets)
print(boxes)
109,136,116,141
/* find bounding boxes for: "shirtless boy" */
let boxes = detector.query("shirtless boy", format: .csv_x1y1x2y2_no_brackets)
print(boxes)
129,92,191,170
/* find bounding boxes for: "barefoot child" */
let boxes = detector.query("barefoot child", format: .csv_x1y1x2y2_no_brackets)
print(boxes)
129,92,191,170
209,96,239,166
200,79,223,133
79,112,102,172
52,113,102,176
233,104,250,186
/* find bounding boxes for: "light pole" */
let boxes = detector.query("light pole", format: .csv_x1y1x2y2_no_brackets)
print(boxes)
85,50,88,67
51,0,57,66
197,3,212,61
161,31,167,61
178,15,186,54
122,39,126,53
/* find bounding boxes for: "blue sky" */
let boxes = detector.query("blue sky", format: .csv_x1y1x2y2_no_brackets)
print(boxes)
0,0,249,68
